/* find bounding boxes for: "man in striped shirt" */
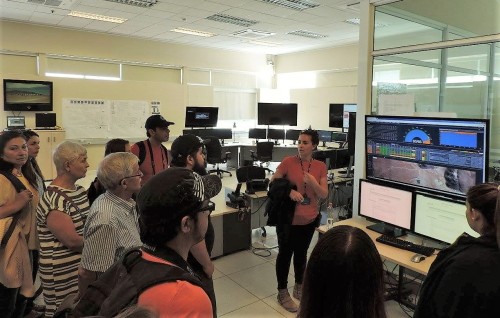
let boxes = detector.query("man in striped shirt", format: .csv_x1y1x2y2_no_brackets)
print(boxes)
78,152,143,295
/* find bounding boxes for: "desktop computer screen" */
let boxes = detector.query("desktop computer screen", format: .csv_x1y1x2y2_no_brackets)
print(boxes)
285,129,301,142
317,130,332,146
331,132,347,143
267,128,285,140
248,128,266,140
359,179,413,237
413,192,479,244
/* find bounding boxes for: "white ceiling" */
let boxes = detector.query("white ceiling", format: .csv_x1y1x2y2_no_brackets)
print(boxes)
0,0,364,54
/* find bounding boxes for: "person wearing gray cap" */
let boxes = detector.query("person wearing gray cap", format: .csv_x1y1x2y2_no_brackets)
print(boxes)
136,168,222,317
170,134,217,316
131,114,174,185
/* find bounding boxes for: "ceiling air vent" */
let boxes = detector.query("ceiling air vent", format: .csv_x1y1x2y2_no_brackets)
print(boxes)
287,30,327,39
257,0,319,11
231,29,275,39
26,0,74,8
206,14,258,27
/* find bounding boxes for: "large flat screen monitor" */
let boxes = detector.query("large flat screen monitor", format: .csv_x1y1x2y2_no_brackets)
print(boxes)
248,128,266,140
365,115,489,197
210,128,232,140
258,102,298,126
358,179,414,237
413,192,479,244
4,79,53,111
185,106,218,128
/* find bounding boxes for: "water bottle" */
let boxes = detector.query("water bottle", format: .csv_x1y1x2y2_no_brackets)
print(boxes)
326,202,335,229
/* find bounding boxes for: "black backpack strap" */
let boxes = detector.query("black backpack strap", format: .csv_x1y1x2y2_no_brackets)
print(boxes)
0,170,27,248
135,141,146,166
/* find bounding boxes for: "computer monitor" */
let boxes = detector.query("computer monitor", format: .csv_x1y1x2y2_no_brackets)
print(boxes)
331,148,350,169
413,192,479,244
210,128,232,144
317,130,332,147
267,128,285,144
35,113,56,128
331,132,347,144
185,106,218,128
285,129,301,144
365,115,489,197
182,128,212,138
358,179,414,237
257,102,298,126
329,104,343,128
248,128,266,140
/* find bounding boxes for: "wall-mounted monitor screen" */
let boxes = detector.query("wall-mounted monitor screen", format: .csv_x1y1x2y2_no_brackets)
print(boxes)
4,79,53,111
285,129,301,141
413,192,479,244
365,115,489,197
358,179,414,237
248,128,266,140
267,128,285,140
185,106,218,128
329,104,343,128
258,102,297,126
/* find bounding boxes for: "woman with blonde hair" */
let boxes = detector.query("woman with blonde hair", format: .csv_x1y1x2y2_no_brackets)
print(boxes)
37,141,90,318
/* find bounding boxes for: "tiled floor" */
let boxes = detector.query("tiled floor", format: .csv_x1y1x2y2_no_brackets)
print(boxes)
214,227,412,318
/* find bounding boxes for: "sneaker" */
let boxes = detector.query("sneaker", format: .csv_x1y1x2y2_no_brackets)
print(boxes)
293,283,302,300
277,289,298,312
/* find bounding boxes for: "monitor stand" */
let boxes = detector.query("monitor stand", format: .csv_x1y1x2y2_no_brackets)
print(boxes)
321,141,327,147
366,222,405,238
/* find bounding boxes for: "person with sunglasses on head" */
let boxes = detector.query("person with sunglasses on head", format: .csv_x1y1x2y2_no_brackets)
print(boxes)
78,152,143,296
271,129,328,312
170,134,217,316
135,167,221,317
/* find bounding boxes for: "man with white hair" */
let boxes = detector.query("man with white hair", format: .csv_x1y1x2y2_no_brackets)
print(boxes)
78,152,143,295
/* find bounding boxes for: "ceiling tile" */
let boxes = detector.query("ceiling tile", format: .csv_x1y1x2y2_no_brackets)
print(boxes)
84,20,118,32
57,15,92,28
30,11,64,24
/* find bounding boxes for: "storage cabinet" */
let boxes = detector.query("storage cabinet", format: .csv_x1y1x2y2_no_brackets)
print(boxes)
34,130,65,180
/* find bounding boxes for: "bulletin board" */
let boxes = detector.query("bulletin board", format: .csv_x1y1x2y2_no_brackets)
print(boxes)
62,98,150,140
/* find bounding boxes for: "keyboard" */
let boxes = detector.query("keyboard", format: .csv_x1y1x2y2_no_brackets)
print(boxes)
376,234,435,256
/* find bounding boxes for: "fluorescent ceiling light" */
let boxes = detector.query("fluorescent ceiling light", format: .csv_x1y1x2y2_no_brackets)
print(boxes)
46,72,121,81
171,27,217,37
258,0,319,11
249,40,281,47
68,11,127,23
105,0,157,7
344,17,387,28
206,14,258,27
287,30,327,39
232,29,275,39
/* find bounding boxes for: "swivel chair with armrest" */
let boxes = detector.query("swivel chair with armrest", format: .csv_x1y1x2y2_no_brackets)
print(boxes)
250,141,274,174
236,165,269,237
205,136,232,178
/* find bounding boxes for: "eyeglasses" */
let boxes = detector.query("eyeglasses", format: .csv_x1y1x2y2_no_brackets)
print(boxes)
196,200,215,215
120,172,143,183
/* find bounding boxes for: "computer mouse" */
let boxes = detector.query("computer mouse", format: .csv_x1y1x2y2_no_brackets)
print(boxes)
411,254,426,263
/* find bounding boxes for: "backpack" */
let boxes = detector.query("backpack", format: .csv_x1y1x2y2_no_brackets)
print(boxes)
56,248,205,318
0,170,27,248
135,141,169,166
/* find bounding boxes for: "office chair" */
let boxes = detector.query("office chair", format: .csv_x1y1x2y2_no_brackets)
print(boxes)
250,141,274,174
205,136,232,178
236,165,268,237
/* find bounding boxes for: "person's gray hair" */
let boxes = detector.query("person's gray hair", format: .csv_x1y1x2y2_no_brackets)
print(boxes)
53,141,87,172
97,152,139,191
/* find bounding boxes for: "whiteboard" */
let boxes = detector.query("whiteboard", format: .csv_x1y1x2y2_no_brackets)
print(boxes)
63,98,150,140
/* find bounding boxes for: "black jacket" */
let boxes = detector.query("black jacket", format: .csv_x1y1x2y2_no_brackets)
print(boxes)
414,233,500,318
265,178,296,227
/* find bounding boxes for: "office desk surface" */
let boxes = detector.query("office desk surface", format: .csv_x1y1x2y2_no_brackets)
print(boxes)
317,218,437,275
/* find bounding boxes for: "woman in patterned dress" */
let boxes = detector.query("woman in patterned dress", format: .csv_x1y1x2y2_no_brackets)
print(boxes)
37,141,90,318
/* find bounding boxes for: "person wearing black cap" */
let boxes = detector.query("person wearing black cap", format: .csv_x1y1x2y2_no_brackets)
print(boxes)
170,134,217,316
136,168,222,317
131,114,174,184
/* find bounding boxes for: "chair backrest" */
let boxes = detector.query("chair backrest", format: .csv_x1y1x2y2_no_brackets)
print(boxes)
236,166,266,183
204,136,223,164
256,141,274,162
